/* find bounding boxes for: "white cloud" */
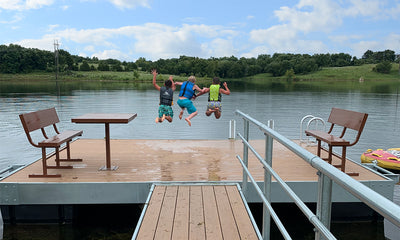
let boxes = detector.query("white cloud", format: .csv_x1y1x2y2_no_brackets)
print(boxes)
18,23,238,61
387,3,400,19
329,34,363,44
247,0,398,56
92,49,130,60
241,46,271,59
275,0,342,33
84,45,95,52
45,28,121,47
352,40,381,57
0,0,22,10
14,37,56,51
347,34,400,58
383,33,400,52
344,0,381,16
0,12,24,24
47,24,59,32
132,23,203,59
0,0,54,10
26,0,53,9
108,0,150,9
250,24,296,47
202,38,237,58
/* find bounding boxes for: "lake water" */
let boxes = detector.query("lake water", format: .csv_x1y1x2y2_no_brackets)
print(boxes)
1,80,400,171
1,80,400,239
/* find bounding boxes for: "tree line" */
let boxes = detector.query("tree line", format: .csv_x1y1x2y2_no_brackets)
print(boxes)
0,44,398,77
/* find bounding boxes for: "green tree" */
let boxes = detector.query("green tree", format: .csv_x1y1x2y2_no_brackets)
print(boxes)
373,61,392,74
133,70,140,80
80,61,91,71
284,69,295,82
98,61,110,71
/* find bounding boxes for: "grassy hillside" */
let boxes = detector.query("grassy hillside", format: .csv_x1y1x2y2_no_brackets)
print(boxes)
245,63,400,81
1,63,399,84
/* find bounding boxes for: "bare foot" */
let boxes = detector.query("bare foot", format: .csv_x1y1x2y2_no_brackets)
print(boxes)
185,118,191,126
155,117,159,123
179,111,183,119
161,114,165,122
165,116,172,122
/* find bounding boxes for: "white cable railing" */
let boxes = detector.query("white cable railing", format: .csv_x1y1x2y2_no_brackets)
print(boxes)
235,109,400,240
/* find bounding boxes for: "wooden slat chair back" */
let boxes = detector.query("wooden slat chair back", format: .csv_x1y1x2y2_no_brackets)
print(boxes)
327,108,368,145
305,108,368,176
20,108,61,146
19,107,83,178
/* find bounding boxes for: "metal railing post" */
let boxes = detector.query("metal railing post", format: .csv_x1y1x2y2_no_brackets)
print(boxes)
229,119,236,139
242,119,250,193
316,171,333,240
263,120,274,240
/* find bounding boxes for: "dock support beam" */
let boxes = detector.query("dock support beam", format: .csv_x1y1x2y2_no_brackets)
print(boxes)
0,207,3,240
315,171,332,240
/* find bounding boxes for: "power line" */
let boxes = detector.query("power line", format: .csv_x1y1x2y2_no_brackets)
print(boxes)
54,40,59,80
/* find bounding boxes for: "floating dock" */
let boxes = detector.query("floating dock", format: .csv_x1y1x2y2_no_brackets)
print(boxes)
0,138,394,204
0,138,397,239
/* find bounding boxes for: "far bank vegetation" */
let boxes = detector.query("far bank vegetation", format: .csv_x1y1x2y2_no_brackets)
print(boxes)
0,44,399,82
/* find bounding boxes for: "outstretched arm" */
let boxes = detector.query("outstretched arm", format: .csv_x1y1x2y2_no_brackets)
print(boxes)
152,69,161,91
220,82,230,95
195,86,208,97
169,75,176,91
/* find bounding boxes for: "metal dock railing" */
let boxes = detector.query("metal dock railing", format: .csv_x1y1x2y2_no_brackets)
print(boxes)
235,109,400,240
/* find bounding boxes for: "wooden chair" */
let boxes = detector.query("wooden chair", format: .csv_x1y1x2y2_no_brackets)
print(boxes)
19,107,83,177
305,108,368,176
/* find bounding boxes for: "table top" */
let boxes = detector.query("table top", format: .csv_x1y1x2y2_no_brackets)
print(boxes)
71,113,137,124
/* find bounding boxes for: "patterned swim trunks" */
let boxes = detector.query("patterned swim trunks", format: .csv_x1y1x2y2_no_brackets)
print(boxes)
207,101,222,111
158,104,174,118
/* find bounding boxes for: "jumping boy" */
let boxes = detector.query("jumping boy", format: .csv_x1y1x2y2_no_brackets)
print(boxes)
202,77,230,119
175,76,204,126
152,69,175,123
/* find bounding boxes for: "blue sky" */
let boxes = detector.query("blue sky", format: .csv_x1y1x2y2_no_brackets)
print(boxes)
1,0,399,62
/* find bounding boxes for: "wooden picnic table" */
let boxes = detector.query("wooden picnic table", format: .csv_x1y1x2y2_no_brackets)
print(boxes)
71,113,137,170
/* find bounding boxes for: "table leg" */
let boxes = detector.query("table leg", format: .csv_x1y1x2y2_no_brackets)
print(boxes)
99,123,118,171
105,123,111,169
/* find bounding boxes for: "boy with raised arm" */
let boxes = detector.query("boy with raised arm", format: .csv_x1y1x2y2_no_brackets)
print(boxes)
152,69,175,123
202,77,230,119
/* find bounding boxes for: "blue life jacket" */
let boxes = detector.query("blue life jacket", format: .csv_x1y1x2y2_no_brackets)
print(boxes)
160,86,173,106
179,81,195,99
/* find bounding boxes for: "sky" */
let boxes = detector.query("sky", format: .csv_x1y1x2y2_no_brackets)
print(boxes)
1,0,400,62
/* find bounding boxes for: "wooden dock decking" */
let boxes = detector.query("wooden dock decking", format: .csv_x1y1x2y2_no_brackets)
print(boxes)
134,184,259,240
1,139,386,183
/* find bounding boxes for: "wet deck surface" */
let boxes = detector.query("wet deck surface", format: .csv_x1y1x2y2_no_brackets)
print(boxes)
1,139,385,183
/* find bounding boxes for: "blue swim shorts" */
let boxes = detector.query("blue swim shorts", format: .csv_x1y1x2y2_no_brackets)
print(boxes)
177,98,197,114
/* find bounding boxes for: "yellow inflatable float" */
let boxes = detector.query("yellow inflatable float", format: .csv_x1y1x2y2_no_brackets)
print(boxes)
361,148,400,171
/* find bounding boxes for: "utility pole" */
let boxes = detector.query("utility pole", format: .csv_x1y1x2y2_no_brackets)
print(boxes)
54,40,59,80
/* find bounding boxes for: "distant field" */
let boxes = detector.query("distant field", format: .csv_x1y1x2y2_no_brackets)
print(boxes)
246,63,400,81
1,63,399,84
